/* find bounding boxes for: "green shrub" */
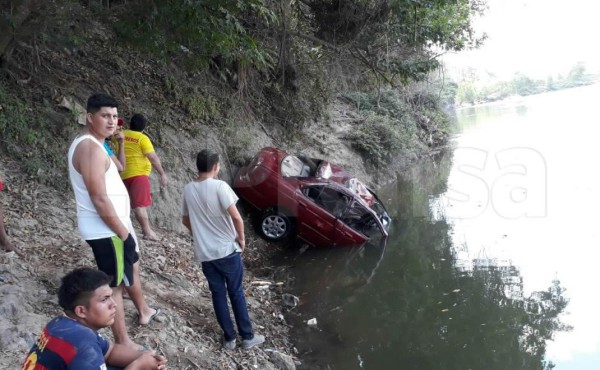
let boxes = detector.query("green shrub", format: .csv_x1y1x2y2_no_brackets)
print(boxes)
0,87,31,146
345,89,411,117
183,92,221,122
113,0,275,71
164,75,183,100
344,87,450,167
346,113,404,167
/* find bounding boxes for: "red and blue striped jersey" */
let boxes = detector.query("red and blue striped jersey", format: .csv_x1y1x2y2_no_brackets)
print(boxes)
22,316,109,370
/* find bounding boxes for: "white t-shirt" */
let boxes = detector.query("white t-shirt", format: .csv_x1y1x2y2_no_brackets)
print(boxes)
68,135,131,240
181,178,241,262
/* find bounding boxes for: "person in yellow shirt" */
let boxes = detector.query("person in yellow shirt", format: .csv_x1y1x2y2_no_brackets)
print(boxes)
120,114,168,241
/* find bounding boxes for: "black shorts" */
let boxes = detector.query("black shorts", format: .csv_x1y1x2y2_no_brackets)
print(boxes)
87,235,139,287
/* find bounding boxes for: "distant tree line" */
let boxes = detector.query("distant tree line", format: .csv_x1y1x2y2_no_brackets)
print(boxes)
454,62,597,106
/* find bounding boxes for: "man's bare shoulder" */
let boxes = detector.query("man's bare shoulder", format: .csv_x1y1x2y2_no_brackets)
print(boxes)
72,137,107,172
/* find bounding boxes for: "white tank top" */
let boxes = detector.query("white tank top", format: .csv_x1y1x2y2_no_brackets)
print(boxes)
68,135,131,240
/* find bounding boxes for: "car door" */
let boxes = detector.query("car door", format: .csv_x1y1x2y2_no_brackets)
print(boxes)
335,200,380,246
296,185,346,247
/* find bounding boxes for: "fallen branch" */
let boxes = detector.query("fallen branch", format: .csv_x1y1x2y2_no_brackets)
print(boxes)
250,280,273,285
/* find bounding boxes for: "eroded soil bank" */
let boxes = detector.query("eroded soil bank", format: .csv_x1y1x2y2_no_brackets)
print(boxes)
0,154,300,370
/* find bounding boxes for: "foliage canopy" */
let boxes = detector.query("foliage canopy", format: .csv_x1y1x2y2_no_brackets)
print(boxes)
111,0,486,88
113,0,276,70
305,0,487,85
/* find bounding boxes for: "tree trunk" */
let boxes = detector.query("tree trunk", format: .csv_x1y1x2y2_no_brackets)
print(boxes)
0,0,37,64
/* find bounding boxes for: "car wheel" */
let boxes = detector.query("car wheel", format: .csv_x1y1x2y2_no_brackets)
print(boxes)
258,209,292,241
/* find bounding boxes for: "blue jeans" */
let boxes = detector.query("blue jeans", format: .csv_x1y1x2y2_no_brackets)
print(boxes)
202,252,254,341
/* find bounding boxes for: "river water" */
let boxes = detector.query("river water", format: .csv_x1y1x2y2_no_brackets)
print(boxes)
279,84,600,369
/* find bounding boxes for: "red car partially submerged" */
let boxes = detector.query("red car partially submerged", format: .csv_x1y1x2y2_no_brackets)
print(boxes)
233,147,391,247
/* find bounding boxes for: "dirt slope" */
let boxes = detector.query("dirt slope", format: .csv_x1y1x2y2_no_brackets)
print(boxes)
0,154,298,369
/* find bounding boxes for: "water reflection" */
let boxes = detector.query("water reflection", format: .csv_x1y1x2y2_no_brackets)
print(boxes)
516,104,528,116
282,150,570,370
274,236,388,315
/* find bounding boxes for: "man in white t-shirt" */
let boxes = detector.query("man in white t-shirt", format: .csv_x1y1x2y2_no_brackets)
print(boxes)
181,149,265,350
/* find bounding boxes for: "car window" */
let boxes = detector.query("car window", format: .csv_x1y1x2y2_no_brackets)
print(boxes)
281,155,310,177
303,186,350,218
304,185,324,201
340,201,381,237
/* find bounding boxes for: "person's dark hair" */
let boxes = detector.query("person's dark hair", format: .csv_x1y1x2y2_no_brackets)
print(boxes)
58,268,112,314
130,113,147,132
196,149,219,173
86,93,118,114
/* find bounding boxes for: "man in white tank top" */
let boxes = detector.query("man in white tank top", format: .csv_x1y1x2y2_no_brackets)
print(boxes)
67,93,161,351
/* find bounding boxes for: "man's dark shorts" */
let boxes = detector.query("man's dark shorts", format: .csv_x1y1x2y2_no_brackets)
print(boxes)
86,234,139,287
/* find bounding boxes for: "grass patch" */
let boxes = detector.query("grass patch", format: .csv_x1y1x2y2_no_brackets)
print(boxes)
183,92,221,122
0,85,71,188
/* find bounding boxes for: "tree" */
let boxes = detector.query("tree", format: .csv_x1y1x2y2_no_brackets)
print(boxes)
512,73,542,96
456,82,476,105
546,76,556,91
0,0,39,65
565,62,586,86
113,0,276,71
303,0,487,86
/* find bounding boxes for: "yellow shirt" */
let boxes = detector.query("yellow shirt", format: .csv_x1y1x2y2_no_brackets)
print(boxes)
119,130,155,179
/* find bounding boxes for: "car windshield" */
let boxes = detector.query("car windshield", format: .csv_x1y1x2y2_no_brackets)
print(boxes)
303,185,386,238
303,185,350,218
339,200,382,237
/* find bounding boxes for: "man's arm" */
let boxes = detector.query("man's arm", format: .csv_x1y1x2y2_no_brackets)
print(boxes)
114,132,126,171
105,342,167,369
109,154,124,172
182,215,192,233
74,140,129,240
104,140,123,172
146,152,168,187
227,203,245,251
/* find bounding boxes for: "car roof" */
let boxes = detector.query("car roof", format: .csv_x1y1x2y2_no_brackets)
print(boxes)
255,147,288,173
255,146,388,210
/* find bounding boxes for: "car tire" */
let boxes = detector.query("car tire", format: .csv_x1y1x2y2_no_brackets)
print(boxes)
257,209,293,242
